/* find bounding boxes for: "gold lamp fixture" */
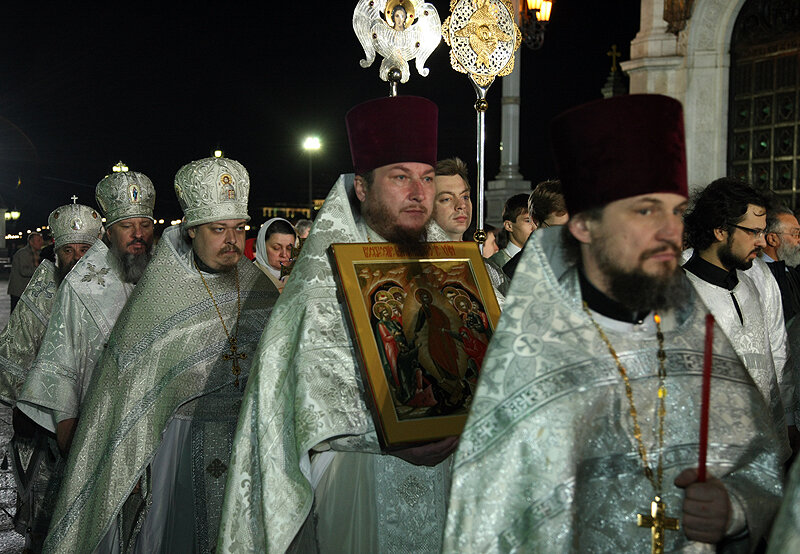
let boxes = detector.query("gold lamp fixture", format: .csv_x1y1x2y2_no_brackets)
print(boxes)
521,0,553,50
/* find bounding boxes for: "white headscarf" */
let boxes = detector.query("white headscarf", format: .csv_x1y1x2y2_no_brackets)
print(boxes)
255,217,296,280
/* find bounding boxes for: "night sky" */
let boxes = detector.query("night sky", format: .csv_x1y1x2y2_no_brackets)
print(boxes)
0,2,640,234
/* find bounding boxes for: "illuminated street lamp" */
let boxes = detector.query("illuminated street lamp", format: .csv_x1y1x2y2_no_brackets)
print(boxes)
303,136,322,212
521,0,553,50
4,210,20,221
112,160,129,173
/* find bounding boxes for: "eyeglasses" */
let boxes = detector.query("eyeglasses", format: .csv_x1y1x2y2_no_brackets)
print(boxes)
729,223,766,238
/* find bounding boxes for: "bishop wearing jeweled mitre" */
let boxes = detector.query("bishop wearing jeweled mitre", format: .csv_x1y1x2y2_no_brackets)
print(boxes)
42,156,278,553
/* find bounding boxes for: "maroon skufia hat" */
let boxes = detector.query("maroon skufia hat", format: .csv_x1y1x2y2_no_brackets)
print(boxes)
550,94,688,215
346,96,438,174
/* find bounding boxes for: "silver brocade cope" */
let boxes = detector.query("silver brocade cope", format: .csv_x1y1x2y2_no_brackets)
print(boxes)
353,0,441,84
42,225,276,553
218,175,458,553
17,241,134,432
443,228,784,552
0,261,57,404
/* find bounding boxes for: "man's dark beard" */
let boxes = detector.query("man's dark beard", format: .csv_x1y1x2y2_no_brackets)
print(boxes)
604,265,690,313
595,240,689,313
718,235,758,271
390,226,429,257
212,245,242,273
55,261,75,287
362,198,430,257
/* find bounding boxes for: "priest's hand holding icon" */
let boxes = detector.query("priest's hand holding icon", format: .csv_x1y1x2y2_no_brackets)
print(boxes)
674,468,732,544
390,436,459,466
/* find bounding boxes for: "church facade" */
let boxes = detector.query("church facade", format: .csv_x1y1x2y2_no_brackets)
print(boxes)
622,0,799,205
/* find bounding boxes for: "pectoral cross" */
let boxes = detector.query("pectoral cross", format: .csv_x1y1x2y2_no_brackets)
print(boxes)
637,496,680,554
223,337,247,387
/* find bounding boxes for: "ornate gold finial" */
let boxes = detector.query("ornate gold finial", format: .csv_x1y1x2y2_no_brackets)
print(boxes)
442,0,521,88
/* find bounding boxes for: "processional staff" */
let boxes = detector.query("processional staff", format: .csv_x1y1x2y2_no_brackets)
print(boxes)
442,0,521,251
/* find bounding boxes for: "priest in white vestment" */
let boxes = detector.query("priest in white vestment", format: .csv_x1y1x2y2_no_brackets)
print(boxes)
17,171,157,456
0,202,103,405
444,95,784,552
219,96,465,553
682,179,796,458
0,202,103,550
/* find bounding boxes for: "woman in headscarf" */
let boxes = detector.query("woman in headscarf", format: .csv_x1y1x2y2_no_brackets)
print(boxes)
254,218,296,293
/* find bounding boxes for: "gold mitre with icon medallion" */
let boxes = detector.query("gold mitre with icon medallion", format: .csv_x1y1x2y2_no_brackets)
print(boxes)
95,171,156,226
48,203,104,250
174,157,251,228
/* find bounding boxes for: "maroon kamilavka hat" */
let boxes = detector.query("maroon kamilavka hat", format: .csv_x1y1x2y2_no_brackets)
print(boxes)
550,94,688,215
346,96,438,174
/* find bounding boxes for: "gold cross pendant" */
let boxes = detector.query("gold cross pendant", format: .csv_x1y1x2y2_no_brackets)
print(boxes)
637,496,680,554
222,337,247,387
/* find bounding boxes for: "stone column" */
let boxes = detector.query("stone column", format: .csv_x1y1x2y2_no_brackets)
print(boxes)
486,50,531,227
621,0,745,191
620,0,685,99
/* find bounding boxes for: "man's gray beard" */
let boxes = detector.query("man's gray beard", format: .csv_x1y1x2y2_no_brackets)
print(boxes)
594,238,689,313
362,200,429,257
121,251,152,283
111,246,153,283
777,241,800,267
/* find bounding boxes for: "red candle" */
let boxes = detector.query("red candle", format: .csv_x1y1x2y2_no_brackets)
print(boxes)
698,313,715,482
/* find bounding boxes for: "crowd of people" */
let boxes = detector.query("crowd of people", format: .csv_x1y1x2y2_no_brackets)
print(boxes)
1,91,800,553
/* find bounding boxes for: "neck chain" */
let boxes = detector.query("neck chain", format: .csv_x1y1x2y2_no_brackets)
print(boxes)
582,302,678,553
194,259,246,386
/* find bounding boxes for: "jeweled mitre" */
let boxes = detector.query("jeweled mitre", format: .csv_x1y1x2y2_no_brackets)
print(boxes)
48,203,103,250
95,171,156,226
174,157,251,227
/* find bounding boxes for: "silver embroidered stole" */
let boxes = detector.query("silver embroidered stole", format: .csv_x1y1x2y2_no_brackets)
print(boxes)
18,241,133,430
42,225,276,554
0,260,56,404
219,175,452,553
443,228,784,553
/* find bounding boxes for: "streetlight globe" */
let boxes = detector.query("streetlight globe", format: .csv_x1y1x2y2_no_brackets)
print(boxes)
303,136,321,151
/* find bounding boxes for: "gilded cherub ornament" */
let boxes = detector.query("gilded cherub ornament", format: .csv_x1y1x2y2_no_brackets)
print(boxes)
443,0,520,87
353,0,442,84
